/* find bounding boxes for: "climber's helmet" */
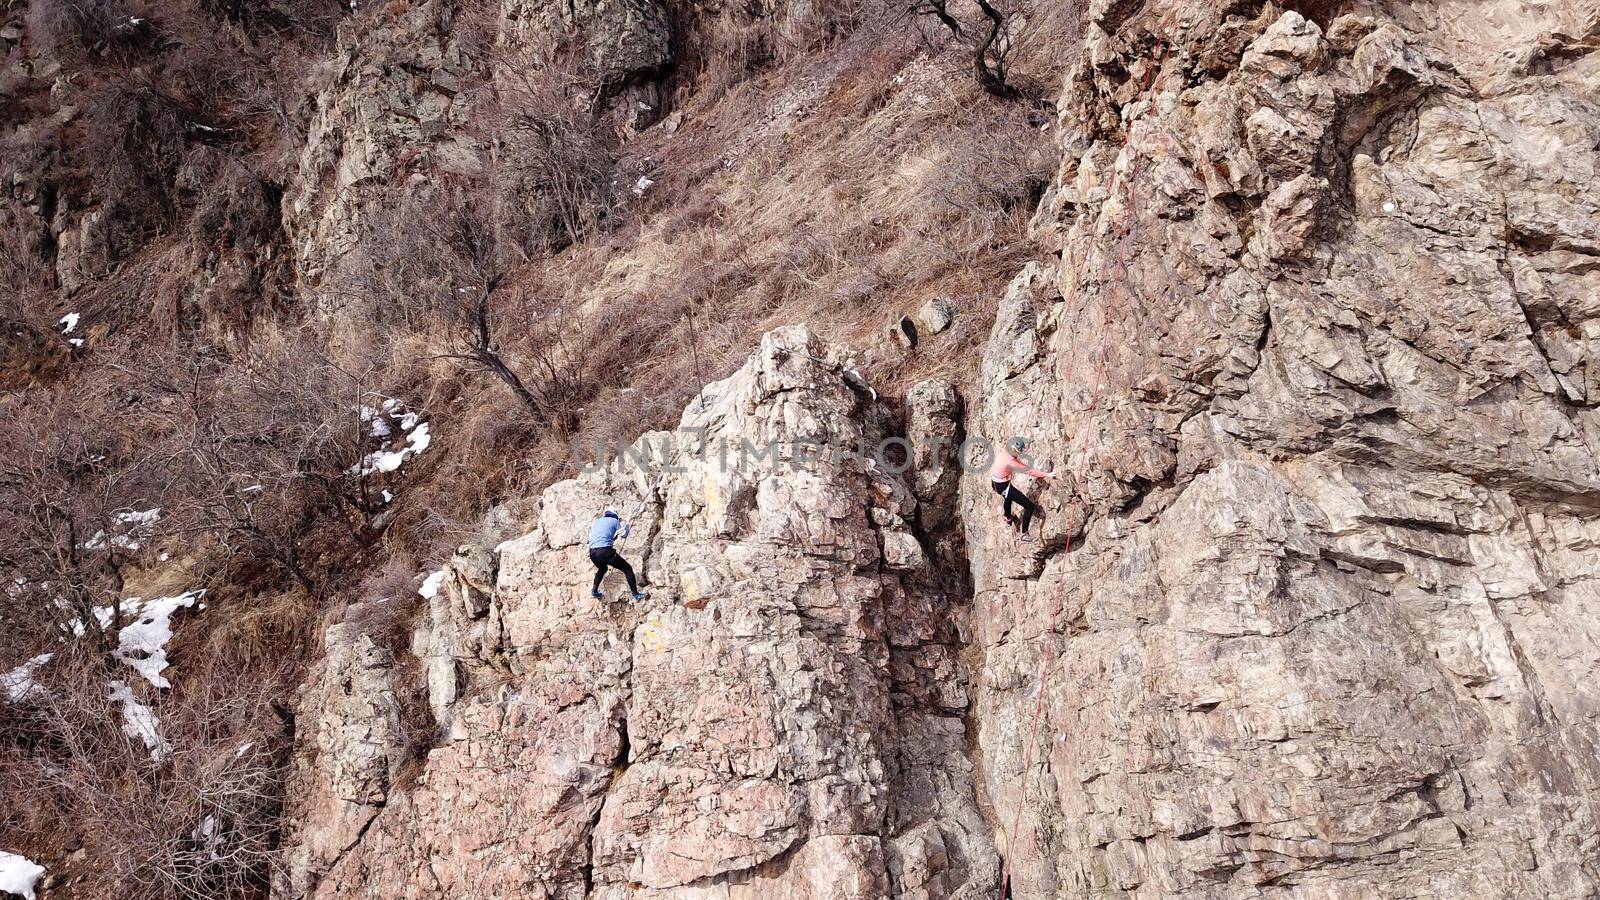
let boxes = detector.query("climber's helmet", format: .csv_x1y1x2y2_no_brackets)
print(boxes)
604,507,619,519
1007,437,1027,452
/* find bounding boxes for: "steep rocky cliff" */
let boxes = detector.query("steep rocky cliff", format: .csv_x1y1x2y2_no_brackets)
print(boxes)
278,327,1001,898
966,0,1600,895
271,0,1600,897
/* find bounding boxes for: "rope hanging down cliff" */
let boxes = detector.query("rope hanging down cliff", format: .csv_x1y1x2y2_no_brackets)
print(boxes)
1001,42,1171,897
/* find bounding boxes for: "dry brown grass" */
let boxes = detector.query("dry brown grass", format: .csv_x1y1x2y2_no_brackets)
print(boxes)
505,25,1057,463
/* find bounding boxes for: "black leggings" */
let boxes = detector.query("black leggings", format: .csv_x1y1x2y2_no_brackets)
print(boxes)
992,479,1037,534
590,546,638,595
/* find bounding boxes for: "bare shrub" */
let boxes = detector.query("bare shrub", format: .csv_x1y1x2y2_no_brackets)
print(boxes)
0,201,55,304
343,553,427,653
0,383,174,653
910,0,1087,100
24,0,158,67
197,0,345,39
490,44,621,254
141,329,391,595
676,0,888,95
1,649,293,899
353,184,588,430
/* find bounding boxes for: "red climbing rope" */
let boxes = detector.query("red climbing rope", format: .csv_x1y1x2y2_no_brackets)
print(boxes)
1001,42,1170,898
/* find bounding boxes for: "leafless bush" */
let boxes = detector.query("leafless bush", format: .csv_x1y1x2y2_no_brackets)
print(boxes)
76,80,195,246
354,185,588,430
679,0,889,95
490,46,620,254
343,560,425,655
140,330,391,594
0,201,54,304
2,650,293,899
197,0,345,39
0,384,172,653
25,0,157,67
910,0,1086,101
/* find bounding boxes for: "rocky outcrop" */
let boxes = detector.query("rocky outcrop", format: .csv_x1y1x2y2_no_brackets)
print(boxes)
278,620,409,898
967,0,1600,895
499,0,674,93
277,327,999,899
276,1,1600,897
283,2,483,302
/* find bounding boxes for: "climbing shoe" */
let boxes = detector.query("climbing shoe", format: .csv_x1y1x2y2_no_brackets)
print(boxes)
591,589,604,599
1019,533,1037,543
632,591,649,601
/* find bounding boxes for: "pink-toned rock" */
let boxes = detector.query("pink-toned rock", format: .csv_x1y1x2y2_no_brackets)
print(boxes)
278,327,1000,899
969,1,1600,896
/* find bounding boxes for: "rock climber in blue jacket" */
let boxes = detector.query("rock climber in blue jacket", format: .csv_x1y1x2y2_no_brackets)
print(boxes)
588,508,648,601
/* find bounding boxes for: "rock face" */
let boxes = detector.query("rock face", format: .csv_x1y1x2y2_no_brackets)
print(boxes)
277,0,1600,897
282,0,677,306
284,2,483,303
277,327,1000,899
278,621,408,899
966,0,1600,896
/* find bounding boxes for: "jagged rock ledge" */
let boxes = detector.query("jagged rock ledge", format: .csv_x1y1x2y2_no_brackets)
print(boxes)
276,326,1001,899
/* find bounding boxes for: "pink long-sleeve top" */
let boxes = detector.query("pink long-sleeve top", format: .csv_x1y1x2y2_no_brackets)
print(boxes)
990,451,1049,484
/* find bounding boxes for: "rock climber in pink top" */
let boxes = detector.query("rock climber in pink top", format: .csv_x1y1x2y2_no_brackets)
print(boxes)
990,437,1053,542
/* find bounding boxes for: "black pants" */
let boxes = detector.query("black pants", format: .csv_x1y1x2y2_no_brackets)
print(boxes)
992,479,1037,534
590,546,638,595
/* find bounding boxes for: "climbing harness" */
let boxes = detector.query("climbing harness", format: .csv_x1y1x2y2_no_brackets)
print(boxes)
1000,43,1171,897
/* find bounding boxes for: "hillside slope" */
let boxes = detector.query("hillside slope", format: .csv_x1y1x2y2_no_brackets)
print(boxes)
280,0,1600,897
4,0,1600,897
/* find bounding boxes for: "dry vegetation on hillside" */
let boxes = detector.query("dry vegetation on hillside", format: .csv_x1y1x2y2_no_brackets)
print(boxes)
0,0,1083,893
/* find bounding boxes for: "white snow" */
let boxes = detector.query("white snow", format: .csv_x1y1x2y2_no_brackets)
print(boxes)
0,852,45,900
1,653,53,703
360,405,392,438
82,508,162,551
122,508,161,526
633,175,655,196
351,402,432,475
380,489,394,505
418,569,447,599
406,422,431,454
66,603,117,638
109,680,170,760
114,591,203,688
59,312,79,333
368,449,406,473
69,338,84,348
192,815,223,861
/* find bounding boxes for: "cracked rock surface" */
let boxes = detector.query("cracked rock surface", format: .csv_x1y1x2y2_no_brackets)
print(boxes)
276,0,1600,896
966,0,1600,895
277,327,998,899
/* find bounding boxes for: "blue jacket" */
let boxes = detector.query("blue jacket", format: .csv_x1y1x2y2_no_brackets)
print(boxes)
587,514,630,549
